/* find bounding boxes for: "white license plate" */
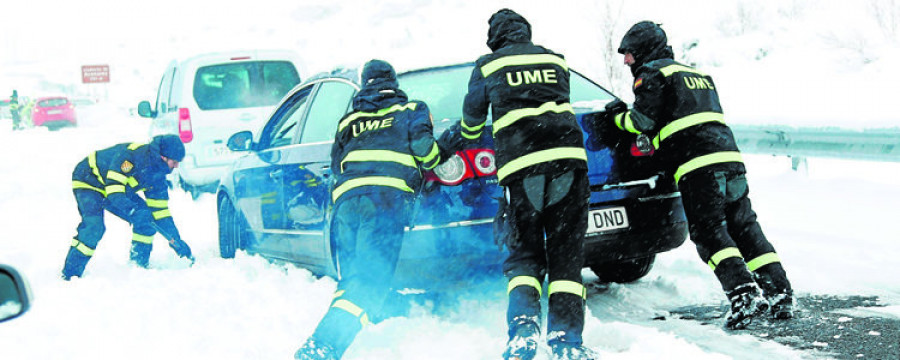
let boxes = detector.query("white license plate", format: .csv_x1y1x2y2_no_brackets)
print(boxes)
586,206,629,233
47,109,62,114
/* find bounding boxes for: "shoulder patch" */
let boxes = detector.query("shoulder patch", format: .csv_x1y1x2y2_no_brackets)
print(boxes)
120,160,134,173
634,78,644,89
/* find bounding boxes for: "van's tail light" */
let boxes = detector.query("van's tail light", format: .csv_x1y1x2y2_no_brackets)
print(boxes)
178,108,193,143
425,148,496,186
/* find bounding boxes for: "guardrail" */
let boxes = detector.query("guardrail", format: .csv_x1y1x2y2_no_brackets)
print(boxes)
731,125,900,167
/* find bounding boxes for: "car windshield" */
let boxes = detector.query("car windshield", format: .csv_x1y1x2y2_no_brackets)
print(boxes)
38,98,68,107
398,64,615,132
193,61,300,111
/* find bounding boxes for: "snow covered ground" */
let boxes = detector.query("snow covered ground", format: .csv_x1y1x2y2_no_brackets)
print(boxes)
1,1,899,359
0,103,898,359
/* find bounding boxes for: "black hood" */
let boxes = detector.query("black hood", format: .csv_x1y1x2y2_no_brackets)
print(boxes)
486,9,532,52
353,59,408,112
619,21,674,74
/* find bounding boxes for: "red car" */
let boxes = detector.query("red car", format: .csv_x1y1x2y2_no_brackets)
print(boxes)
32,96,77,130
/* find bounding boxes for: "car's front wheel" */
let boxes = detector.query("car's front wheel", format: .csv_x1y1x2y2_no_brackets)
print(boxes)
589,255,655,284
218,195,249,258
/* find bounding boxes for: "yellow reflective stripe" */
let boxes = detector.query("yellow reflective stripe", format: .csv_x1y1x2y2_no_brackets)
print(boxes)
746,252,781,272
660,64,708,77
152,209,171,220
493,102,573,135
653,112,725,148
341,150,416,172
332,299,370,327
416,142,441,170
127,142,145,150
674,151,743,185
331,176,414,203
106,171,129,185
462,130,481,140
332,290,345,299
72,181,106,195
132,233,154,244
127,177,139,187
480,54,569,77
614,111,641,135
105,185,126,194
145,199,168,208
71,239,95,256
338,103,418,132
707,247,743,270
497,147,587,183
548,280,587,299
507,276,542,297
461,117,485,133
88,152,104,185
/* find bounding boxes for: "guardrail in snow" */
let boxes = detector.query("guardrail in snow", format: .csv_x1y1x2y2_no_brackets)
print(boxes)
731,125,900,166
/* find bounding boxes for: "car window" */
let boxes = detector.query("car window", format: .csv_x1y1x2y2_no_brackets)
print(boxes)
398,66,471,127
299,81,356,144
193,61,300,111
258,85,314,149
155,67,175,113
37,98,68,107
570,71,615,106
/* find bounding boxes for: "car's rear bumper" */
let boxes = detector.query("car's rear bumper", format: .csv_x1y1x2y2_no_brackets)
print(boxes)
583,193,688,266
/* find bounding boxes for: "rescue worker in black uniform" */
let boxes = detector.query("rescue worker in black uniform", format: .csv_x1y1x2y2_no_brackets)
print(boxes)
294,59,444,360
62,134,194,280
441,9,595,360
595,21,794,329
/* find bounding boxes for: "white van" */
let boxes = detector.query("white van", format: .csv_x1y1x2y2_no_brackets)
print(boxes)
138,49,304,197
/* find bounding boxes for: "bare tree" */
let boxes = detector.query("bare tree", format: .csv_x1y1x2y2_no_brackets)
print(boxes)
869,0,900,42
592,0,627,97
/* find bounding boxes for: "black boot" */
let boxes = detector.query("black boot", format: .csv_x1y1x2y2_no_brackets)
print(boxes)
549,341,598,360
503,319,540,360
724,283,770,330
753,265,794,320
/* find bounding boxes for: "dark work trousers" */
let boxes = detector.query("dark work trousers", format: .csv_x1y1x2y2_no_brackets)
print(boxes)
678,168,792,295
62,188,156,279
502,169,589,345
308,190,410,358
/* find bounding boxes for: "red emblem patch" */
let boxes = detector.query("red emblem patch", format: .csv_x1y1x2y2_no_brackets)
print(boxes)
634,78,644,89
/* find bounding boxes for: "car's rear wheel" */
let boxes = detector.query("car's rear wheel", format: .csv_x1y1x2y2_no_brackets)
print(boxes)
218,196,248,258
589,255,655,284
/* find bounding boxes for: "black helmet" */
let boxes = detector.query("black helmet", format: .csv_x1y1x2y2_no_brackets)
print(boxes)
151,135,185,162
486,8,532,51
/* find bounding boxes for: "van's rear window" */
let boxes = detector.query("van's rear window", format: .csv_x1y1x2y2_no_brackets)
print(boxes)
193,61,300,110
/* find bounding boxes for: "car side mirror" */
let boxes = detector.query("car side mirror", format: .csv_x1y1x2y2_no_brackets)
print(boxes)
0,264,31,323
227,130,254,152
137,101,155,118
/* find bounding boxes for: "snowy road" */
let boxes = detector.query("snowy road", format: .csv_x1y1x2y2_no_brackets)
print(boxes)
0,105,898,359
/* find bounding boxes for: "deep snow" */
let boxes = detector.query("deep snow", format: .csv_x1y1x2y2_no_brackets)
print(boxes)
1,1,899,359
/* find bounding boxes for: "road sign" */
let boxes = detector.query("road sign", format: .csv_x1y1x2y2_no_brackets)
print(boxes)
81,65,110,83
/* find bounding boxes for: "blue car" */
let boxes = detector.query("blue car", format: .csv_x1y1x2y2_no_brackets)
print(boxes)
216,63,687,290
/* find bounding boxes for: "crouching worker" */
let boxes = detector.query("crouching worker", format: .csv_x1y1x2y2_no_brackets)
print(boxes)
293,59,445,360
62,134,194,280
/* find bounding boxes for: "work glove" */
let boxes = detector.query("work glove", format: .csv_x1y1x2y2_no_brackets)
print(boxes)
604,98,628,115
492,194,517,252
437,122,468,156
168,237,195,264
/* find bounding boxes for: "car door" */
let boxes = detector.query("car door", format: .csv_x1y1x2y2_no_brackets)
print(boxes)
282,79,358,276
230,84,313,256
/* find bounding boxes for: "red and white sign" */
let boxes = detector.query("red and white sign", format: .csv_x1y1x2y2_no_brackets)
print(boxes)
81,65,110,83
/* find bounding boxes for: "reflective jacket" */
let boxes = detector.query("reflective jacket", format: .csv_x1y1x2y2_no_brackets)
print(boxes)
330,81,440,203
71,142,181,239
461,41,587,186
615,58,744,184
